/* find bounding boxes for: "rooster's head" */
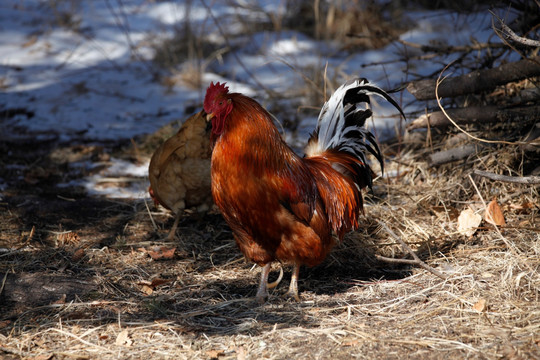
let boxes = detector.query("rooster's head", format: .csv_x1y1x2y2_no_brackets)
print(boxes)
204,82,232,136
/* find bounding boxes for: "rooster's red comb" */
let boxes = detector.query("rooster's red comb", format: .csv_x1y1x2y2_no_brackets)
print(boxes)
204,82,229,112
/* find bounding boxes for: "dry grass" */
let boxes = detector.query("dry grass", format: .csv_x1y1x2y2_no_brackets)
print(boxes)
2,1,539,359
1,134,539,359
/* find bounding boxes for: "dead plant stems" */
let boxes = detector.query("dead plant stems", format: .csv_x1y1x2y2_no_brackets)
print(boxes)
200,0,276,98
144,199,158,231
376,220,448,280
467,174,536,275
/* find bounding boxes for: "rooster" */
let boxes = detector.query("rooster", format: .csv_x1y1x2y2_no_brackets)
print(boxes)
204,79,404,302
148,110,213,240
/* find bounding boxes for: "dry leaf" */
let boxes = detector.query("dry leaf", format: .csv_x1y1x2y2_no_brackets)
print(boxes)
518,220,531,227
137,279,154,295
342,339,360,346
0,320,12,329
71,248,85,262
206,349,225,359
57,231,80,246
140,284,154,295
457,208,482,236
473,298,487,312
485,198,505,226
431,206,459,221
51,294,67,305
508,201,535,214
115,329,132,346
137,277,172,295
236,346,247,360
146,246,176,260
151,278,172,287
34,355,54,360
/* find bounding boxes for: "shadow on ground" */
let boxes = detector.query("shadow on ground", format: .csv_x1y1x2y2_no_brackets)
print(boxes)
0,131,417,338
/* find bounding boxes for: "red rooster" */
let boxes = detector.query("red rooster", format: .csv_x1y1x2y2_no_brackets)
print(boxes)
204,79,404,302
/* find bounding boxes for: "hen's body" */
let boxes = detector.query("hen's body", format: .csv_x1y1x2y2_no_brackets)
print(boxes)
205,79,404,301
148,110,212,239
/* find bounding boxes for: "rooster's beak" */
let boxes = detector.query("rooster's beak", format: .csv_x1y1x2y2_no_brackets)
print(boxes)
206,113,215,122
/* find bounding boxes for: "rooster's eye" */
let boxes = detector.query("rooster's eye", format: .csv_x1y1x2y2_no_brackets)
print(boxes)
218,101,224,106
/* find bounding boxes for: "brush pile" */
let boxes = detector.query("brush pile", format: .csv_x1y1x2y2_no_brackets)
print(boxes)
404,7,540,179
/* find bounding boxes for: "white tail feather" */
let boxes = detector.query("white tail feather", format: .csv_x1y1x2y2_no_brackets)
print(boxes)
305,78,405,175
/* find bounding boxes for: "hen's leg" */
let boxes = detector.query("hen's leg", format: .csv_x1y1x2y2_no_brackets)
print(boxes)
286,263,301,301
166,212,182,241
256,263,271,304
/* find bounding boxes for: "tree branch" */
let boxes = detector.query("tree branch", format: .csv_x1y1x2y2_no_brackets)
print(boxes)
472,169,540,184
407,105,540,130
428,144,484,167
407,56,540,100
492,12,540,48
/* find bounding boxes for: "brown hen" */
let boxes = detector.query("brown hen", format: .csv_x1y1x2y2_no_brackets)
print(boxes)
148,110,213,240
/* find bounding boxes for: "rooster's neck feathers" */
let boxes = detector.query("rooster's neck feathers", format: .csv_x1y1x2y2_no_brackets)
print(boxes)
215,93,291,163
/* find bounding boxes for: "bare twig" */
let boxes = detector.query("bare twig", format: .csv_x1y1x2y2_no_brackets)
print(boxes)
492,12,540,48
199,0,277,98
375,255,418,265
0,270,9,297
472,169,540,184
49,328,113,352
376,221,448,280
104,0,157,76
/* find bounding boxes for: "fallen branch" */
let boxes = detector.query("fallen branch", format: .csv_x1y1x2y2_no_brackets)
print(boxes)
375,255,419,265
407,105,540,130
428,144,484,167
512,88,540,104
407,56,540,100
376,221,448,280
472,169,540,184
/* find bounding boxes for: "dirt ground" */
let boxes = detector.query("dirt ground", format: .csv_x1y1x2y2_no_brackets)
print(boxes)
0,127,538,360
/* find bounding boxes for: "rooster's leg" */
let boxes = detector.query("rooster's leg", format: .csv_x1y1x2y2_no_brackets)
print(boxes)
286,263,301,301
267,265,284,289
256,263,272,304
166,212,182,241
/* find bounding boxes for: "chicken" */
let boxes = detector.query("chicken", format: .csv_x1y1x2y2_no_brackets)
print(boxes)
203,79,404,303
148,110,213,240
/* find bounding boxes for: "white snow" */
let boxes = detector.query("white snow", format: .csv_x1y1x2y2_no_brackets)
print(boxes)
0,0,512,199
